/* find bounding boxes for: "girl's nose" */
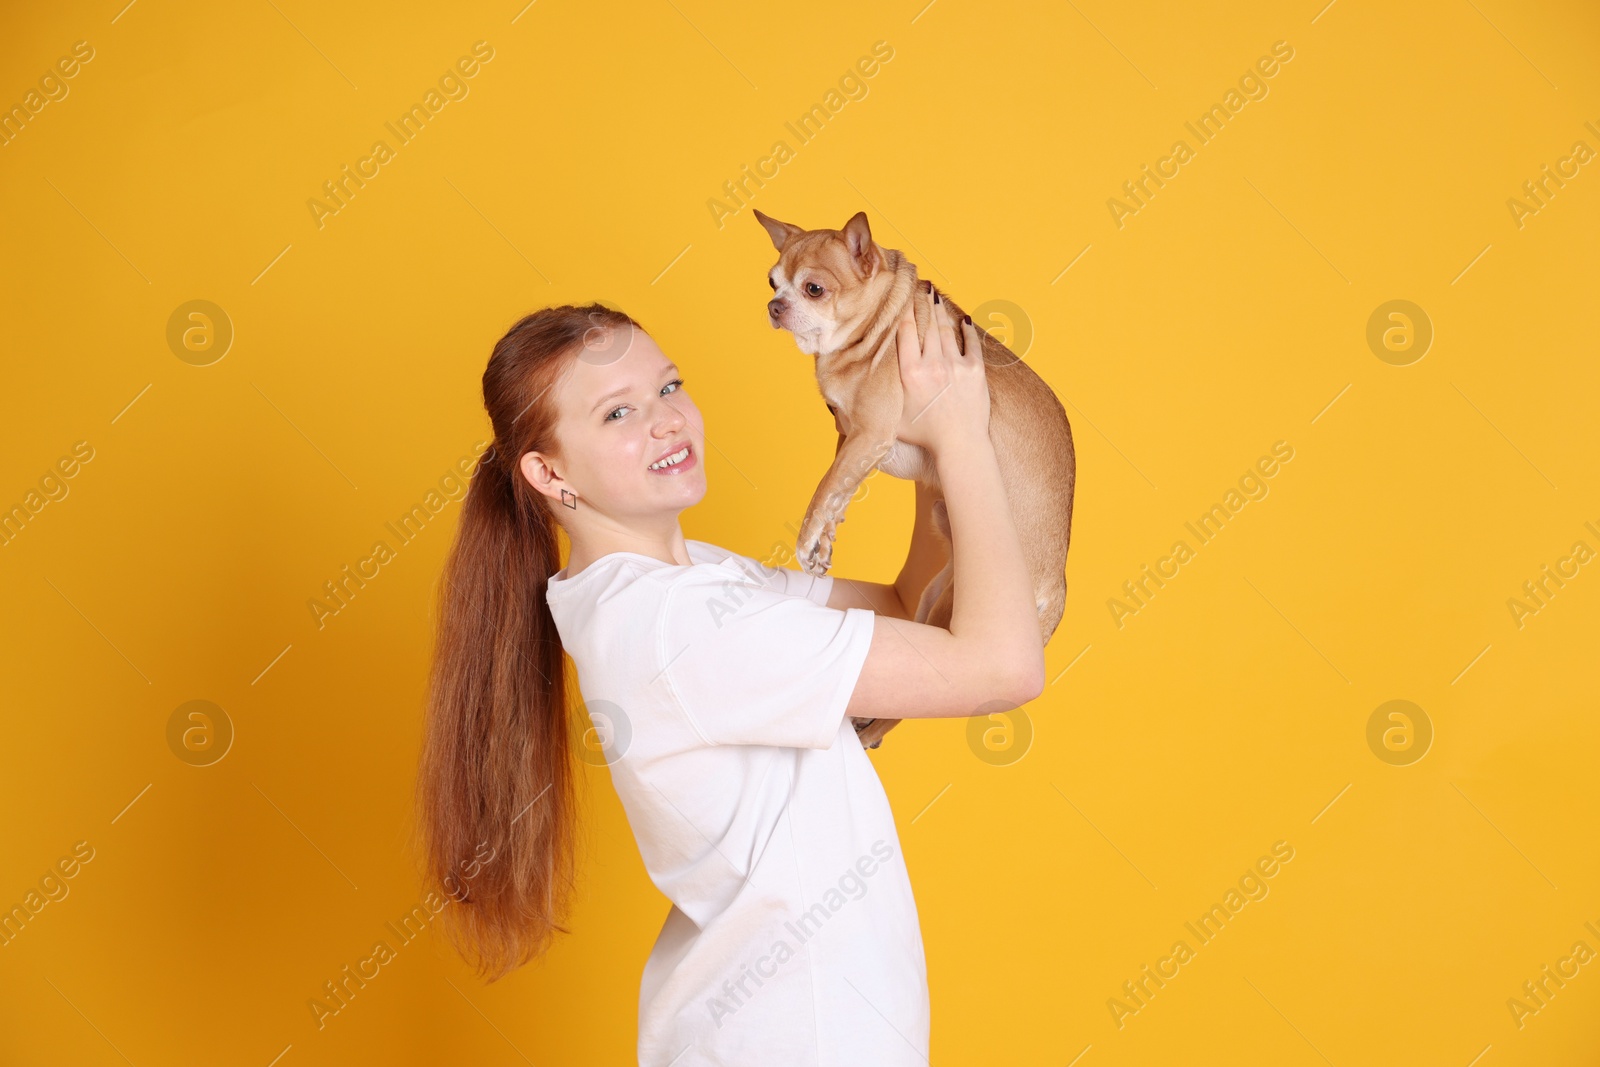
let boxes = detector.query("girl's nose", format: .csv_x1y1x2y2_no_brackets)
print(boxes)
656,399,686,430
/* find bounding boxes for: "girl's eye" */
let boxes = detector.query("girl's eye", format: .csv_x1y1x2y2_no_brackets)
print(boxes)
605,379,685,422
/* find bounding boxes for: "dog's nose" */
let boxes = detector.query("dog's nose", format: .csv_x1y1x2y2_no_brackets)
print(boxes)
767,298,787,321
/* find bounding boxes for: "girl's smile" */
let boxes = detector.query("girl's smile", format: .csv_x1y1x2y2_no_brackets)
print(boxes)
647,442,696,474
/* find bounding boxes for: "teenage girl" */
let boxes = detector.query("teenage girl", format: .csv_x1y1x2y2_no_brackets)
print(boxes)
414,296,1042,1064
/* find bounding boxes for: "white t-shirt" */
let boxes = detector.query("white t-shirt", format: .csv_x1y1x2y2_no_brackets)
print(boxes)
545,539,930,1066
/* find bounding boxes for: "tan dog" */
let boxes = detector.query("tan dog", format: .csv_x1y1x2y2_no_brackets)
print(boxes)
754,209,1076,749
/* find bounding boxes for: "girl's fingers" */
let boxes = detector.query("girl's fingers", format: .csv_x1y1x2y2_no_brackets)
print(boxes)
896,304,920,364
960,317,982,360
920,289,943,362
936,301,960,358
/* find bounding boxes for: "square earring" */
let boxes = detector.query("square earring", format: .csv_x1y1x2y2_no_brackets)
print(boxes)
560,488,578,509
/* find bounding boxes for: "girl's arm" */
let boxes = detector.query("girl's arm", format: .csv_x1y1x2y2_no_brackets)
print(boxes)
844,302,1045,718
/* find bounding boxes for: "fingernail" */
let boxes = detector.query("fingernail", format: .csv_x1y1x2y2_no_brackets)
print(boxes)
933,290,941,305
963,315,971,326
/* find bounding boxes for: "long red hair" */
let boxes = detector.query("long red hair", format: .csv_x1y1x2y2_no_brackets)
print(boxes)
412,302,643,981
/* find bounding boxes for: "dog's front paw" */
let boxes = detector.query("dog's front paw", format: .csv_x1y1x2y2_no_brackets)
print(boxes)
853,716,900,750
796,512,838,576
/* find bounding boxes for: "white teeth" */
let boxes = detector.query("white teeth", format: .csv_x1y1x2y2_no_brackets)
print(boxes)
649,446,690,471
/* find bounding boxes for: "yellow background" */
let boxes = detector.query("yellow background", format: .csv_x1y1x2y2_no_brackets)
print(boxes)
2,0,1597,1063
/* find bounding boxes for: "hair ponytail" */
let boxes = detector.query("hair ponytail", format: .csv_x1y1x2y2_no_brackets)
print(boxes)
412,303,643,982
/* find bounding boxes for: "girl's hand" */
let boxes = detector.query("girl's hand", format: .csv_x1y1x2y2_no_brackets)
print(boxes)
894,287,990,456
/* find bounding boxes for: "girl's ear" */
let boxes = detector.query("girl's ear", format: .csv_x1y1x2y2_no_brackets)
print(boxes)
519,450,559,501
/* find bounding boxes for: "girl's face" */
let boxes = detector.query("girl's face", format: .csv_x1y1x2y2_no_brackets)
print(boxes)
523,327,706,524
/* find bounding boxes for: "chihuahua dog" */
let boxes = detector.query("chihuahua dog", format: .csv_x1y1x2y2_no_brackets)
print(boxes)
755,209,1075,749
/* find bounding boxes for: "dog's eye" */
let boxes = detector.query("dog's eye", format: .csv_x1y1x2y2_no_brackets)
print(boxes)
768,276,777,290
804,282,824,298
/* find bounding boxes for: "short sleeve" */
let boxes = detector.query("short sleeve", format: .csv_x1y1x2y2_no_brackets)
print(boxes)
755,559,835,606
659,567,874,749
689,541,835,606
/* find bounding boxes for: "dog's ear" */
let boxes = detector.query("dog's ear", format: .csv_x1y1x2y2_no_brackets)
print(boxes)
842,211,880,279
753,209,803,252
